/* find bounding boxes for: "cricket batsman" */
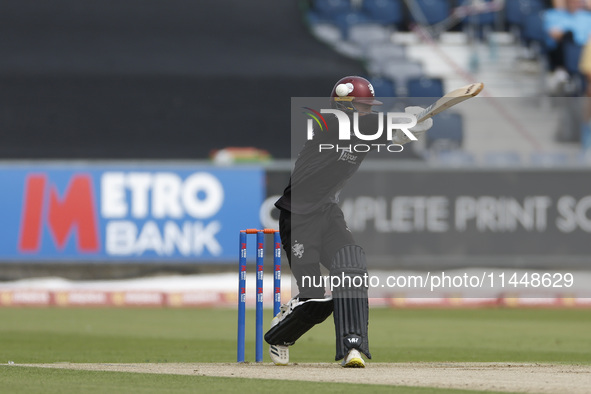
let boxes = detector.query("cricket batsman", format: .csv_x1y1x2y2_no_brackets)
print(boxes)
264,76,434,367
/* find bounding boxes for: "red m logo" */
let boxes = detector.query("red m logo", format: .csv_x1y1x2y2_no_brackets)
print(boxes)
19,174,100,253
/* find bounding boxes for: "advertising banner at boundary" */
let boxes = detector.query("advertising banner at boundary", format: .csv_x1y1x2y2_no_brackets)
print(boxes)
3,164,591,268
0,164,264,262
262,166,591,269
337,167,591,269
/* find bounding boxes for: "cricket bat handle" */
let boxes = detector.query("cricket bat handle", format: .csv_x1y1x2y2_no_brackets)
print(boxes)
415,103,436,123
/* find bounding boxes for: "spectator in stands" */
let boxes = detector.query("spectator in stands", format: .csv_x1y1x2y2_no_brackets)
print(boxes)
543,0,591,93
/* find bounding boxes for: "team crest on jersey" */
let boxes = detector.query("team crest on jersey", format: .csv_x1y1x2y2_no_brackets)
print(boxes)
292,241,304,258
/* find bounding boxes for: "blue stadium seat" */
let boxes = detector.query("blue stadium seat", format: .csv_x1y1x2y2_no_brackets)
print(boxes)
406,77,444,107
332,10,372,39
361,0,405,26
521,11,546,49
504,0,545,27
425,112,463,151
410,0,450,25
368,76,397,97
378,60,424,96
407,77,444,98
459,0,497,26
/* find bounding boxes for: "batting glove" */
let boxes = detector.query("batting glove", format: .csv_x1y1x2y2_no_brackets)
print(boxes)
392,106,434,145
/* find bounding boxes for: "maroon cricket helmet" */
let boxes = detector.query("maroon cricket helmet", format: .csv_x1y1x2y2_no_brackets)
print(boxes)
330,76,383,110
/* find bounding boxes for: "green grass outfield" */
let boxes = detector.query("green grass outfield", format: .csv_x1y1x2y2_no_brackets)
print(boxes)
0,307,590,393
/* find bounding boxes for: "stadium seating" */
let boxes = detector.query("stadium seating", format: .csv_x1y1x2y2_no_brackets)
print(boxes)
458,0,498,40
504,0,545,30
332,10,372,39
361,0,405,27
378,60,424,95
367,76,397,97
405,77,444,107
521,11,546,51
348,23,393,47
459,0,497,26
301,0,587,163
409,0,451,25
407,77,444,98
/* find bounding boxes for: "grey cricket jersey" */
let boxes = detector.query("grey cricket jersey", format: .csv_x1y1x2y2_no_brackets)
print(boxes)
275,111,390,214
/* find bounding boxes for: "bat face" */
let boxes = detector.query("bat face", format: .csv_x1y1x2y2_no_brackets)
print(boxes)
416,82,484,122
461,82,484,97
446,83,485,98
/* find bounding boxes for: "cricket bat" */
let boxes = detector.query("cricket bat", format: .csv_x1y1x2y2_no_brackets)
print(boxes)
415,82,484,123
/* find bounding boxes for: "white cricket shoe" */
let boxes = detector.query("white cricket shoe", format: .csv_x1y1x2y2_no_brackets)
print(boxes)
269,344,289,366
341,348,365,368
268,300,297,366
